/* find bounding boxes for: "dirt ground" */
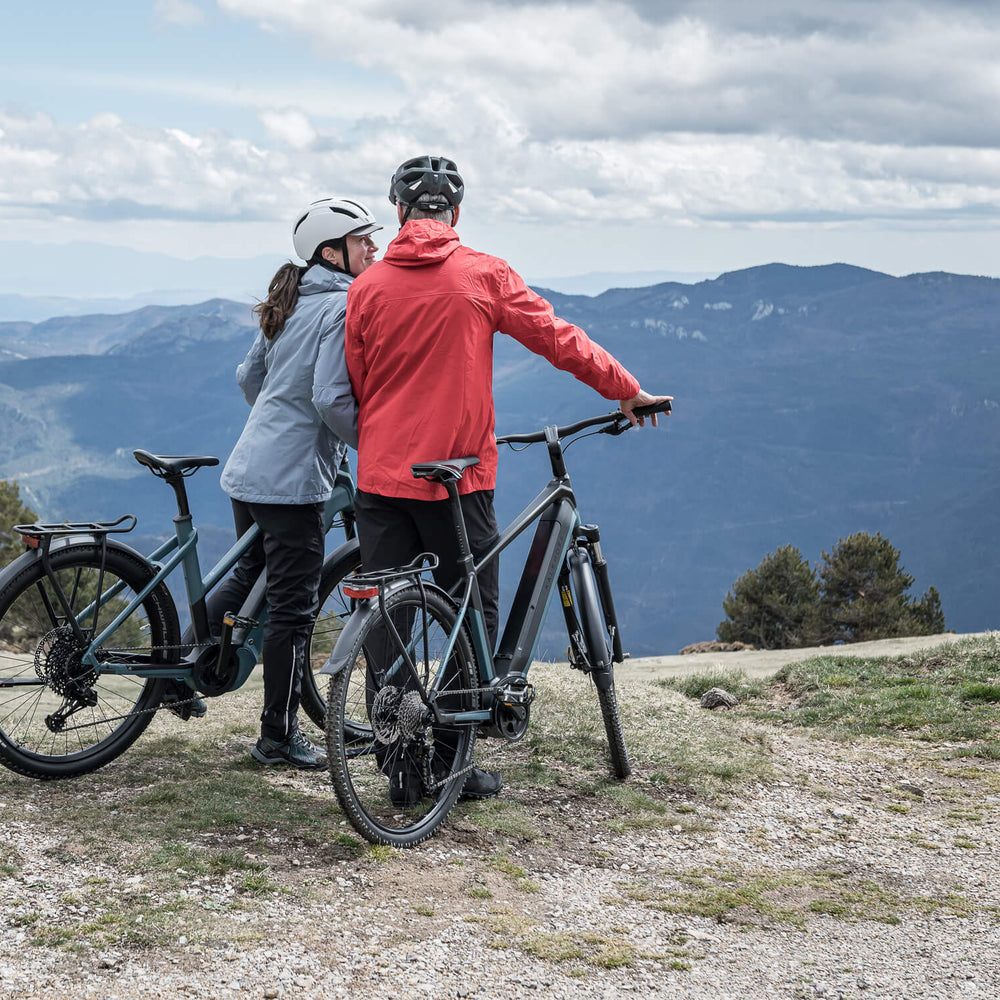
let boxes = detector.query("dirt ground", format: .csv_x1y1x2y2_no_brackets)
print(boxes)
2,631,997,1000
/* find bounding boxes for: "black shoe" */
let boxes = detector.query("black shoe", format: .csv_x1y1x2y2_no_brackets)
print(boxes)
459,767,503,801
251,726,327,770
388,759,423,808
161,680,207,721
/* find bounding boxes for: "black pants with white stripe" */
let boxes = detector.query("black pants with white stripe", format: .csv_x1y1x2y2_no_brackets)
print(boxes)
206,499,325,741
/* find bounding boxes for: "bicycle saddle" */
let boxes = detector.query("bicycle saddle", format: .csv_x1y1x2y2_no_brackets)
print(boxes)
133,449,220,477
410,456,479,483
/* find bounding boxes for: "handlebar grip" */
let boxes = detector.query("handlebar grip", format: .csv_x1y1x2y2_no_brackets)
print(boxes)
632,400,672,418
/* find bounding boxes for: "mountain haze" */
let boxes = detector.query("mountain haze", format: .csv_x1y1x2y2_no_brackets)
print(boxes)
0,264,996,654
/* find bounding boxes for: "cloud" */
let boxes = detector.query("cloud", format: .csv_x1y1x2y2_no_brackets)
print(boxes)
219,0,1000,146
0,108,307,223
154,0,206,27
1,0,998,243
259,108,317,150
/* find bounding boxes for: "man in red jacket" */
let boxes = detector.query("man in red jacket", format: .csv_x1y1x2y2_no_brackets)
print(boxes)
345,155,669,800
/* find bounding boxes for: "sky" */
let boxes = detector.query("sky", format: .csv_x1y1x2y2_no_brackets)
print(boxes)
1,0,999,299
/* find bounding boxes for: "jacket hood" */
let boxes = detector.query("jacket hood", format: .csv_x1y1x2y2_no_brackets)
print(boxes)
299,263,353,296
383,220,461,267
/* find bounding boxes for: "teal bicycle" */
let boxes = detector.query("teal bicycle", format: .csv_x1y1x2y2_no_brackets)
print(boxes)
322,401,671,847
0,450,362,779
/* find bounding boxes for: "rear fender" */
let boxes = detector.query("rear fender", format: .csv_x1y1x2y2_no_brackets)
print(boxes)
0,534,152,591
318,577,414,678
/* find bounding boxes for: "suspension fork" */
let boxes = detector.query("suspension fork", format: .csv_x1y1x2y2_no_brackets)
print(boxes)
579,524,624,664
558,526,625,666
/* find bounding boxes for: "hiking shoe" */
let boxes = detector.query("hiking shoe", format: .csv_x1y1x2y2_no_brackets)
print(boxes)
459,767,503,801
251,728,327,770
389,763,423,808
161,680,207,721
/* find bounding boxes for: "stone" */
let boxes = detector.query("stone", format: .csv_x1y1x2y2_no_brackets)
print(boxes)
700,687,739,709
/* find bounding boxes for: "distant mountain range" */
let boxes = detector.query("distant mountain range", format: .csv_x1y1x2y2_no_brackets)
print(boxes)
0,263,997,654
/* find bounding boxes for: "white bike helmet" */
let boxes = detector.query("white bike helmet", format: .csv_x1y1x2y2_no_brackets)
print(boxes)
292,197,382,262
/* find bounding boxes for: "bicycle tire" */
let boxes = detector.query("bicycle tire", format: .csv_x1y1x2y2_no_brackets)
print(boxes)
326,584,479,847
0,543,180,779
300,539,362,729
568,547,632,779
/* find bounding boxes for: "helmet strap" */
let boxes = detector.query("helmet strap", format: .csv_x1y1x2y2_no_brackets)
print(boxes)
313,238,350,275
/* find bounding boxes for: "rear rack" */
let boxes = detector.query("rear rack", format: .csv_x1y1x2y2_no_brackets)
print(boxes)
15,514,136,548
344,552,440,599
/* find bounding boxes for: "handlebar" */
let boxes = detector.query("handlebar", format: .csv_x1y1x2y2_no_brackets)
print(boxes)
496,399,671,446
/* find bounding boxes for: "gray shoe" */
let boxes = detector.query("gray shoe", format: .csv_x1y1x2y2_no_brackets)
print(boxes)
251,727,327,770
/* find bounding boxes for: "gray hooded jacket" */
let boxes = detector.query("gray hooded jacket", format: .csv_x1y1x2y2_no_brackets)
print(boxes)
220,265,359,504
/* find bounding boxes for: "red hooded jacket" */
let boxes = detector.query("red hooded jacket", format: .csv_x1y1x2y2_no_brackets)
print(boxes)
345,220,641,501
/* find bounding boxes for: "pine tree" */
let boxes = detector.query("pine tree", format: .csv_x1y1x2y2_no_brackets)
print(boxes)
817,531,945,642
717,544,821,649
909,585,946,635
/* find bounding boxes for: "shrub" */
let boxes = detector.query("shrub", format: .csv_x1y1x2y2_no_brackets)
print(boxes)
716,544,822,649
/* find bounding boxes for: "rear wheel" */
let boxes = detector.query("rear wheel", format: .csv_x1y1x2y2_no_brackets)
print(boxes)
300,539,363,729
568,547,632,779
0,544,179,778
326,585,479,847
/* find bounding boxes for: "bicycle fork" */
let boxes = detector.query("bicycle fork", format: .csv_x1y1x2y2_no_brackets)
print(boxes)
558,526,625,686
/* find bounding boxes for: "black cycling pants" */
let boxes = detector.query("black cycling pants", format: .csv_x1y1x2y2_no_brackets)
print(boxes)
204,499,325,741
354,488,500,649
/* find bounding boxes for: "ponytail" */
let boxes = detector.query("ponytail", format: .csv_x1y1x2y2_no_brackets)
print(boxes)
253,262,305,339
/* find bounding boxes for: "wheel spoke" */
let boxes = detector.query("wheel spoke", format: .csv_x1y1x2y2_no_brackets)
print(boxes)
0,545,177,777
327,586,479,847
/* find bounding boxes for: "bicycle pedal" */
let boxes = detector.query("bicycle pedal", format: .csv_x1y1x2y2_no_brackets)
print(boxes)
223,613,259,631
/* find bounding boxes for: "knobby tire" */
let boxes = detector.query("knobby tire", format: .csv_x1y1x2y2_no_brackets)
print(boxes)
570,548,632,780
0,544,179,779
326,585,478,848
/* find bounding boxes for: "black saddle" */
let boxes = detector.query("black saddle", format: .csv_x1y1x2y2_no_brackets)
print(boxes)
410,457,480,484
133,449,220,477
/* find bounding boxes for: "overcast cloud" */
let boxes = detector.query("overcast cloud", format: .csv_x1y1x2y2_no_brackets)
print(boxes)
1,0,997,275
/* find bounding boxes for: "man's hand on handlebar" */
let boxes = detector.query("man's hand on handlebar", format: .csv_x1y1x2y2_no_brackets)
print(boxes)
619,390,673,427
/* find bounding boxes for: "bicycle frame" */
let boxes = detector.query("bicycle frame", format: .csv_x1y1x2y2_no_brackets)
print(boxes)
334,455,590,734
74,467,356,681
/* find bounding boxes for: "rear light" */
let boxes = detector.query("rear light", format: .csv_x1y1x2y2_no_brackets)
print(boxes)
21,534,39,549
343,583,379,601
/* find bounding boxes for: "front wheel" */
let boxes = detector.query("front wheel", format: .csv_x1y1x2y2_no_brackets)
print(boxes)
0,544,180,779
567,546,632,779
326,585,479,848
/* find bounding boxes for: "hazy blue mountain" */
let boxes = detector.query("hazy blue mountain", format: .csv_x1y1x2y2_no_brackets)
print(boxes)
0,241,284,306
0,299,256,358
0,290,260,324
528,269,719,295
0,263,996,655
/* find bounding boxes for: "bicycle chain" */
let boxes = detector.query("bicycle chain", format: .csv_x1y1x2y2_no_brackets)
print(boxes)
41,641,217,734
423,738,509,792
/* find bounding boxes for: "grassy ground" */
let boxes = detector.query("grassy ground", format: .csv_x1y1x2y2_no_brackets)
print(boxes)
659,633,1000,758
2,633,997,967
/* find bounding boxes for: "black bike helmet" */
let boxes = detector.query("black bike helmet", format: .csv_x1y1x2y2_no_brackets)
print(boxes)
389,155,464,220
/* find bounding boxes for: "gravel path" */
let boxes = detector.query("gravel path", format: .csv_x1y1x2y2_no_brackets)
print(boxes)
2,634,998,999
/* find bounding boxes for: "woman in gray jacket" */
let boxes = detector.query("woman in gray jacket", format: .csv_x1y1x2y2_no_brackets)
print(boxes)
213,197,380,768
